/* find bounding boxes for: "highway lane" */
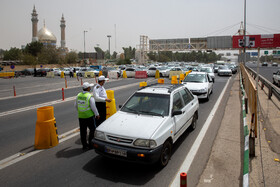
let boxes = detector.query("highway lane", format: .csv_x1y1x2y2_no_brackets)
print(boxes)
0,78,151,112
246,63,279,84
0,75,233,186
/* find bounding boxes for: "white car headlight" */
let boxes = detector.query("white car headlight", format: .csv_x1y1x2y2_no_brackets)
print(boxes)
134,139,157,148
198,88,207,93
94,131,105,140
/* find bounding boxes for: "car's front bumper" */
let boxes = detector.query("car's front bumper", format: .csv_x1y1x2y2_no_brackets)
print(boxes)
190,91,208,99
92,138,163,164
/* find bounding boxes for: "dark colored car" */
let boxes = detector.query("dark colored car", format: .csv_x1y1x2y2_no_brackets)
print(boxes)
272,62,278,67
35,68,48,76
20,68,34,76
228,65,237,74
262,62,268,66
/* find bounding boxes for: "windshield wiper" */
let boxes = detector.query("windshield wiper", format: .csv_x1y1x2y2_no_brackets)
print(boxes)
139,110,164,117
123,106,139,114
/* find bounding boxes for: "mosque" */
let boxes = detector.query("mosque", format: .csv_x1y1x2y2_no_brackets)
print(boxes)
31,6,66,49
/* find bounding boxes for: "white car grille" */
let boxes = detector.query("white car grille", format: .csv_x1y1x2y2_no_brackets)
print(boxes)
107,135,133,144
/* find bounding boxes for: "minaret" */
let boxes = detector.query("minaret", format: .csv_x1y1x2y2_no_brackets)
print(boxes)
31,5,38,42
60,14,66,48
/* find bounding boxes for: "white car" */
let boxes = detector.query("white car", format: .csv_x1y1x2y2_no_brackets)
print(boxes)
182,72,213,101
200,67,215,82
124,67,137,78
92,84,199,167
218,66,232,76
147,66,157,77
158,66,171,77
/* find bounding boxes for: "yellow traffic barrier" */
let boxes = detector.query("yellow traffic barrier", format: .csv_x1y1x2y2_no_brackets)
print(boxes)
179,73,185,83
106,90,117,119
60,71,64,78
155,70,160,79
0,72,15,77
185,70,192,76
158,79,164,84
171,76,178,84
99,70,102,77
122,70,127,78
139,82,147,87
46,72,54,78
84,72,94,78
34,106,59,149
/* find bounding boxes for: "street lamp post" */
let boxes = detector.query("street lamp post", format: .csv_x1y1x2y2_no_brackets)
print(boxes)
84,30,88,63
107,35,111,60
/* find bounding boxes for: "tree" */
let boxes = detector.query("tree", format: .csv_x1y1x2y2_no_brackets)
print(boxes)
37,45,60,64
65,51,78,64
22,53,37,66
3,47,22,60
24,41,43,57
112,51,117,59
94,47,105,59
123,46,136,60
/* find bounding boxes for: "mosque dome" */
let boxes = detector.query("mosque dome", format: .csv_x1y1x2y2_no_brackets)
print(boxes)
37,26,57,45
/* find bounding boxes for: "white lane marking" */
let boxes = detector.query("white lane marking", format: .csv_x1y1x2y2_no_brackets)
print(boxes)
0,80,157,169
0,128,80,170
0,81,145,117
170,77,231,187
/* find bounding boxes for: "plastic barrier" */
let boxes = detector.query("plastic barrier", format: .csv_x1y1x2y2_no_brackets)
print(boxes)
169,71,182,79
135,71,148,79
108,71,118,79
106,90,117,119
34,106,59,149
171,76,178,84
99,70,102,77
122,70,127,78
155,70,160,79
185,70,192,76
179,73,185,83
84,72,95,78
139,82,147,87
46,72,54,78
60,71,64,78
158,79,164,84
180,172,187,187
0,72,15,77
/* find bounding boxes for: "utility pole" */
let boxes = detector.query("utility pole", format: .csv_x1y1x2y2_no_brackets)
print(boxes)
107,35,111,60
83,30,88,63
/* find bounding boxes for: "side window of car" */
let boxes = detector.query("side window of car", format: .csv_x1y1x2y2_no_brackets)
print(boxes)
179,88,193,105
172,92,184,111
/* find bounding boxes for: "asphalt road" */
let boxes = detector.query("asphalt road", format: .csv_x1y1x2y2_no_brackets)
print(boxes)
0,75,234,186
246,62,279,84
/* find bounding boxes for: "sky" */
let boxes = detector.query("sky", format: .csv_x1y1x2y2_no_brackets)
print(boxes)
0,0,280,53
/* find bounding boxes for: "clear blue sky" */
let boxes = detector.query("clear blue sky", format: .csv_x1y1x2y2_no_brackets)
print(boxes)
0,0,279,53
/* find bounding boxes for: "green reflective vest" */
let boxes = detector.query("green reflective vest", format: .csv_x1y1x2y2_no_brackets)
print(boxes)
77,92,94,118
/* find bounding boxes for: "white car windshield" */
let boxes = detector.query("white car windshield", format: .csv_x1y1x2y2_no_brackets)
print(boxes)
121,93,170,116
184,74,206,83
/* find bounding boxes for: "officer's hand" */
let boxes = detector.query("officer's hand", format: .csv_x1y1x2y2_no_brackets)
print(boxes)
96,115,100,120
105,98,112,102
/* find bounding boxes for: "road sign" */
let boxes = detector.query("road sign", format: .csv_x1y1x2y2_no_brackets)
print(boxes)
40,65,43,68
10,65,15,69
251,52,258,56
233,34,280,48
264,51,268,55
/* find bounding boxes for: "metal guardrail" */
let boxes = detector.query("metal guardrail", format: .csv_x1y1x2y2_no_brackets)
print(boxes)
245,65,280,101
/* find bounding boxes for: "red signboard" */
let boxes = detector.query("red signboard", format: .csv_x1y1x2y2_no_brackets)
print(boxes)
232,34,280,48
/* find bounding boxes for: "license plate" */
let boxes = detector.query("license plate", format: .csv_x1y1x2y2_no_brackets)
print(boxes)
105,146,127,157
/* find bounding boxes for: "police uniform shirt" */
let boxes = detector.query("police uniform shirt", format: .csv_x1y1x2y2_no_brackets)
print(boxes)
93,83,107,102
74,91,99,116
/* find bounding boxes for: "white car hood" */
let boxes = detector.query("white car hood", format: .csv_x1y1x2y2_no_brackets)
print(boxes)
183,82,208,90
97,111,166,139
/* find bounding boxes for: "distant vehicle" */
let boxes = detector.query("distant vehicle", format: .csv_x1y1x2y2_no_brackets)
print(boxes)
147,66,158,77
228,64,238,74
19,68,34,76
124,67,138,78
273,69,280,87
218,66,232,76
262,62,268,66
272,62,278,67
102,66,120,78
157,66,171,77
182,72,213,101
213,65,219,73
35,68,48,76
92,84,199,167
200,67,215,82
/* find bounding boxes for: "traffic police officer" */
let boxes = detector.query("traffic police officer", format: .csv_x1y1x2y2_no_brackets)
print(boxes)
92,76,111,127
74,82,100,150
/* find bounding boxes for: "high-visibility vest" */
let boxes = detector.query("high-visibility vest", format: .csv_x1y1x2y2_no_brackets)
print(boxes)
77,92,94,118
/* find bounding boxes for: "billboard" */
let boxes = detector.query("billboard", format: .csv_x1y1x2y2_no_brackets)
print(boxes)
232,34,280,48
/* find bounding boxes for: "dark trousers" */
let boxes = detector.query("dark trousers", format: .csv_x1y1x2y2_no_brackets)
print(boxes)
96,102,106,127
78,117,96,148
